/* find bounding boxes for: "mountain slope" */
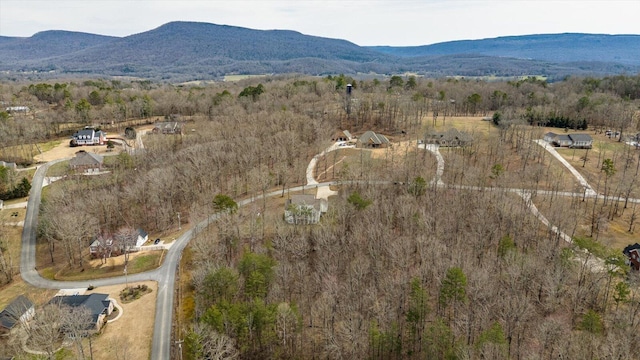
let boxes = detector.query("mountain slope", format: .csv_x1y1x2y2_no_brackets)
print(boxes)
0,23,638,80
0,30,118,63
4,22,391,72
368,33,640,66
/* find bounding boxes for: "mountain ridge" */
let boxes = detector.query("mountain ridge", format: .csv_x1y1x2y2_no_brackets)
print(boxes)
0,21,638,81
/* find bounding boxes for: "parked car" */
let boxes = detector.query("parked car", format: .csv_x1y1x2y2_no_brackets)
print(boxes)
154,238,161,244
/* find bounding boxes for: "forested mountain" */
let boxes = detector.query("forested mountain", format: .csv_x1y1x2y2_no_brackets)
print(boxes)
0,22,638,81
0,30,117,63
369,33,640,65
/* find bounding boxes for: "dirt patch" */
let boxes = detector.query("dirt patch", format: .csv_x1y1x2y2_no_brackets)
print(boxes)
87,281,157,360
34,142,113,163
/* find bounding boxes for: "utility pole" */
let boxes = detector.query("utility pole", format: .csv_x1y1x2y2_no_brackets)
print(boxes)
124,264,128,288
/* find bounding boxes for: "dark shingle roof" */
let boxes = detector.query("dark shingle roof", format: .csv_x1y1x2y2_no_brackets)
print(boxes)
48,293,111,323
569,134,593,142
0,295,33,330
623,243,640,256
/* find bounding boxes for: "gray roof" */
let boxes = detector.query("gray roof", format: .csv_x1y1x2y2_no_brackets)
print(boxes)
69,151,103,167
74,129,95,137
0,295,33,330
48,293,111,323
569,134,593,142
554,134,571,141
358,131,389,145
286,194,323,212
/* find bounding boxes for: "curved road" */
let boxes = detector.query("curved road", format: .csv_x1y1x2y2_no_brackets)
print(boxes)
20,140,640,359
20,159,332,359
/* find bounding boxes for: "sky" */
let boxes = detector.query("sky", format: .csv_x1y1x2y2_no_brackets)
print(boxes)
1,0,639,46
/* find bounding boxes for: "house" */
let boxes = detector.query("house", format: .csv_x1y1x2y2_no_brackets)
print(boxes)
568,134,593,149
152,122,183,135
48,293,114,333
69,150,104,173
0,295,35,335
284,194,326,225
424,128,473,147
5,106,30,114
0,161,17,170
90,228,147,258
331,130,353,142
623,243,640,271
90,233,115,258
357,131,389,148
136,228,149,247
543,132,557,143
71,127,107,146
543,132,593,148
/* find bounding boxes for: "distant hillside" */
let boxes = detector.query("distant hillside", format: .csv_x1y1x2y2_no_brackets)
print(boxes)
0,23,638,81
368,33,640,66
0,31,118,64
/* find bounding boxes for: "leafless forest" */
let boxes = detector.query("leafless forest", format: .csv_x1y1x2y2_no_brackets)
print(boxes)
2,74,640,359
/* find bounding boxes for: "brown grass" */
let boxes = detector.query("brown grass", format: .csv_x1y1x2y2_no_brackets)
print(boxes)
86,281,157,360
40,250,164,282
554,134,640,199
0,276,57,310
532,193,640,251
314,145,437,184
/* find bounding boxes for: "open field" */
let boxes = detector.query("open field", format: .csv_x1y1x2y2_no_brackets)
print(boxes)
532,193,640,251
34,142,113,163
86,281,157,360
315,144,438,184
554,134,640,199
37,245,164,281
0,276,57,310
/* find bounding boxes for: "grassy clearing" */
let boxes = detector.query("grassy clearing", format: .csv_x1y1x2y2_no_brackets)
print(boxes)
532,193,640,251
129,252,165,272
0,277,57,310
46,160,71,177
554,133,640,199
39,140,63,153
223,74,269,82
38,249,164,282
0,225,22,267
314,145,437,184
86,281,157,360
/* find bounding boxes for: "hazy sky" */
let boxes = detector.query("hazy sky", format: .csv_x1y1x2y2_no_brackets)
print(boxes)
1,0,639,46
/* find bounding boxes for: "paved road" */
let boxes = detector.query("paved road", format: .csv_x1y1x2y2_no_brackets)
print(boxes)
534,139,597,196
19,159,332,359
20,140,640,359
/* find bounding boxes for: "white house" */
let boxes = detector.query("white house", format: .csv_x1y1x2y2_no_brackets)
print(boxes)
71,127,107,146
284,194,326,225
136,228,149,247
